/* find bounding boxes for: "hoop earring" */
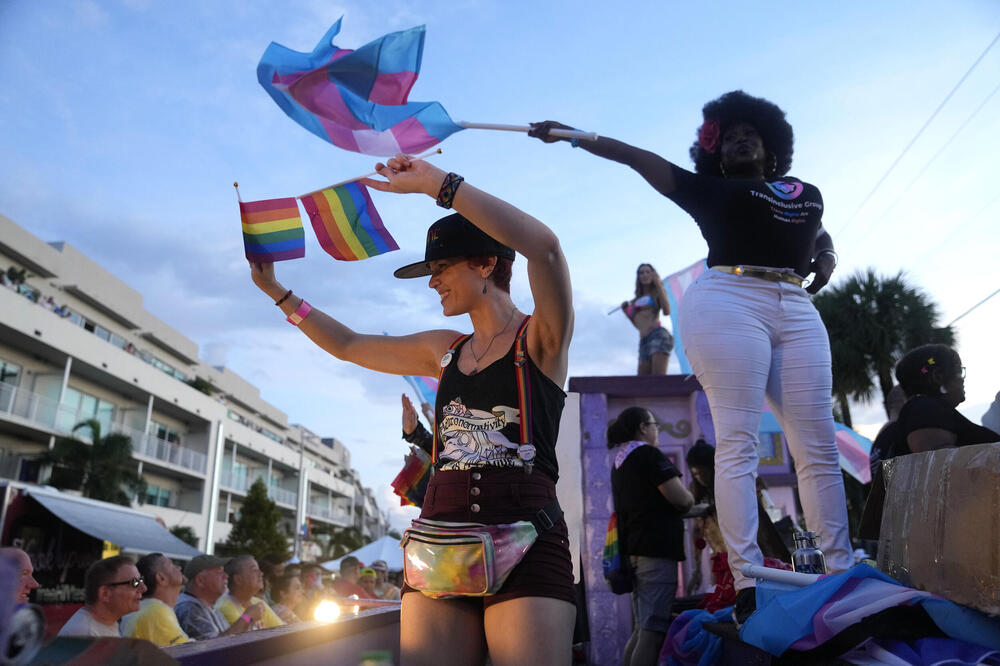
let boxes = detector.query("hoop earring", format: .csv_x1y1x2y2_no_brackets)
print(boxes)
482,279,488,295
766,153,778,177
939,385,948,395
719,161,727,177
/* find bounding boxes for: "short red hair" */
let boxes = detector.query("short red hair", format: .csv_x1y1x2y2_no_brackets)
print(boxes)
467,256,513,293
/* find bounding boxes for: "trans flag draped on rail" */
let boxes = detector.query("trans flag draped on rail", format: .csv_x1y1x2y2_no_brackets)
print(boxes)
257,18,463,155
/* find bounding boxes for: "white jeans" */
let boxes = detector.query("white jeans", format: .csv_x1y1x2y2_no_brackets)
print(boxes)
678,269,852,589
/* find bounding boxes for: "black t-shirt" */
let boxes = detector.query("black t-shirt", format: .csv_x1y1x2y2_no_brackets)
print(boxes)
611,443,685,561
666,165,824,277
892,395,999,456
434,325,566,482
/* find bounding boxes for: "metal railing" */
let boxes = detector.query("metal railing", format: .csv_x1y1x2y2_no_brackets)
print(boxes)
0,383,207,474
219,470,298,507
306,502,353,525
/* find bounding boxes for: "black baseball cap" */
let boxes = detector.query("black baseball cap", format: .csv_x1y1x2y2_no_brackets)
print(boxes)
393,213,515,279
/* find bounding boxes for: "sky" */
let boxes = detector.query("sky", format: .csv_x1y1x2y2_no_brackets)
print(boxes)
1,1,998,531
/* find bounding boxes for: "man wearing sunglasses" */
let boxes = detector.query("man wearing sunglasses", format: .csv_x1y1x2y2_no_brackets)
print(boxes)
58,555,146,637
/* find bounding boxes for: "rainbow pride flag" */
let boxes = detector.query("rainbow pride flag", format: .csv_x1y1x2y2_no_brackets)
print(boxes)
240,197,305,262
299,182,398,261
258,18,462,155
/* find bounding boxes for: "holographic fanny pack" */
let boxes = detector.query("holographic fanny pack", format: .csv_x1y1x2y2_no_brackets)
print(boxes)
401,501,561,598
401,519,538,598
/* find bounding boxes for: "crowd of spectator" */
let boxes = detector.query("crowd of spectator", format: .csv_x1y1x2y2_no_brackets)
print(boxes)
2,546,402,651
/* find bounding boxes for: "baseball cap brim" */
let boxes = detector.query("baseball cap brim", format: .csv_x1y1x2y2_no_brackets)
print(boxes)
393,260,432,279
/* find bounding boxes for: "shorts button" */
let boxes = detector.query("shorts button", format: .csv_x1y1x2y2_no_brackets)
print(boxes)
470,503,481,513
471,472,482,480
470,487,481,496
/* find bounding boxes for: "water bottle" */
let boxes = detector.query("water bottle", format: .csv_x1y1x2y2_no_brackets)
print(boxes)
791,530,827,574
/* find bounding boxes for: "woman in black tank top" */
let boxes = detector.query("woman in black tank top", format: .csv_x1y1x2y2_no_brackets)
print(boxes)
249,153,575,665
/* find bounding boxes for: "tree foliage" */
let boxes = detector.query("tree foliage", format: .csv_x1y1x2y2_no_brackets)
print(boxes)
814,269,954,426
222,478,289,560
170,525,199,548
311,523,366,560
37,419,146,506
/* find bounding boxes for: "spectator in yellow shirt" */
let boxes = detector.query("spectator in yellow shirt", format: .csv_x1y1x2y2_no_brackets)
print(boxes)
215,555,284,630
122,552,190,647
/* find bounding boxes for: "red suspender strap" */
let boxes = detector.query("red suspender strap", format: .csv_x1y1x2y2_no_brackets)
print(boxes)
431,333,471,465
513,316,534,456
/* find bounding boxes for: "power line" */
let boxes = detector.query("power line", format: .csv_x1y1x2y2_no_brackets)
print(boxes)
910,191,1000,268
847,79,1000,249
949,286,1000,326
835,30,1000,239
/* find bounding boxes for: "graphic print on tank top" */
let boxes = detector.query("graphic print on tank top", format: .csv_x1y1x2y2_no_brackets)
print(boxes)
437,397,524,470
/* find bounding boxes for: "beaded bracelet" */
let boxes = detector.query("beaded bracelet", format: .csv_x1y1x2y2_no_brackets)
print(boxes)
436,172,464,209
274,289,293,307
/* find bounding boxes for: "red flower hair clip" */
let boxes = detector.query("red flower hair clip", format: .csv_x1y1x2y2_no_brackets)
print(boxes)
698,119,720,154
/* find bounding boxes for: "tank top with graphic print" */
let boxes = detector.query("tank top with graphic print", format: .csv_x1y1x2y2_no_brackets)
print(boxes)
434,322,566,482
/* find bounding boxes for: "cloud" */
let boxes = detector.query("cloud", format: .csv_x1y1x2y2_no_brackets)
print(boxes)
73,0,109,26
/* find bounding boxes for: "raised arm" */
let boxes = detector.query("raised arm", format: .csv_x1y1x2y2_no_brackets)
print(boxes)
530,121,681,198
361,155,574,385
249,263,458,378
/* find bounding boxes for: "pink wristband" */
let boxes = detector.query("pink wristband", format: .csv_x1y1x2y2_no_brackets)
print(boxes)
240,612,252,623
286,299,312,326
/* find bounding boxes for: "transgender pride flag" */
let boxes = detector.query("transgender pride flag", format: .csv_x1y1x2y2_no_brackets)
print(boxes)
257,18,463,155
663,258,708,374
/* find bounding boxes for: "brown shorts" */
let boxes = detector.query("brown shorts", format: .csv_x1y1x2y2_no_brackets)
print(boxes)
401,467,575,608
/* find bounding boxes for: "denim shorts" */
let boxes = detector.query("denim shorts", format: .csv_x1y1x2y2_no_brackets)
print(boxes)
630,556,678,633
638,326,674,362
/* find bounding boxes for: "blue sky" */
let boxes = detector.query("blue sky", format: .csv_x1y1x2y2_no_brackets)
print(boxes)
2,1,998,530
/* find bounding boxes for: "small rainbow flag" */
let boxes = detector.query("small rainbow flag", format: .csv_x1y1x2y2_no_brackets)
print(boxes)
240,197,305,262
299,182,398,261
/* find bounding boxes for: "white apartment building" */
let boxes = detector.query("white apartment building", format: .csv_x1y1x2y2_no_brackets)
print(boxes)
0,213,386,554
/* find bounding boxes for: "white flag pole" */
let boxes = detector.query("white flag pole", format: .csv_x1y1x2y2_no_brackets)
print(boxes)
298,147,443,199
458,121,598,142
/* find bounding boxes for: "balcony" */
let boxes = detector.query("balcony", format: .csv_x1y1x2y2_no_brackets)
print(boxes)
306,501,353,526
0,383,207,475
219,469,298,508
111,421,207,475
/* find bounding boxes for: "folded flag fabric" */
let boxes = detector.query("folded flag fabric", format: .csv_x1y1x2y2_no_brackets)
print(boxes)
240,197,305,262
391,446,431,507
258,18,463,155
299,182,397,261
403,375,438,406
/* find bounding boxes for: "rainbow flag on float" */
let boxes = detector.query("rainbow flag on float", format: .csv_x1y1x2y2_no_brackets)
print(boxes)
257,18,463,155
300,182,398,260
240,197,306,262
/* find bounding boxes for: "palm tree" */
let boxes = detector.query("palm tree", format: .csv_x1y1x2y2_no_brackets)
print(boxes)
814,269,954,426
37,419,146,506
312,525,367,561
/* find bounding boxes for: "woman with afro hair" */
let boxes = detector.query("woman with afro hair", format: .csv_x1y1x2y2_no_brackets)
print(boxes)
531,91,850,625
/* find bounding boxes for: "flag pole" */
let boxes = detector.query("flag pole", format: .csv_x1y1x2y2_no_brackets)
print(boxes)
298,148,443,199
233,182,243,203
458,121,598,142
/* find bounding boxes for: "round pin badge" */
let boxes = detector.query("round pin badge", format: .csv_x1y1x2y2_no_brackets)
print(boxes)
517,444,536,461
440,351,453,368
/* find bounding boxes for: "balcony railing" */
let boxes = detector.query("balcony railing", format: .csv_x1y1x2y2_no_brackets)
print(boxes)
219,470,298,507
307,502,353,525
110,421,207,475
0,383,207,474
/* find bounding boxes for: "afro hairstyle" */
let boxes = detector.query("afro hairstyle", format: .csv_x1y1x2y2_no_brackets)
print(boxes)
689,90,794,177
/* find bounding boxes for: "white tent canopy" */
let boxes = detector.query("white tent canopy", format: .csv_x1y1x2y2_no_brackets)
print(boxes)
321,535,403,572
